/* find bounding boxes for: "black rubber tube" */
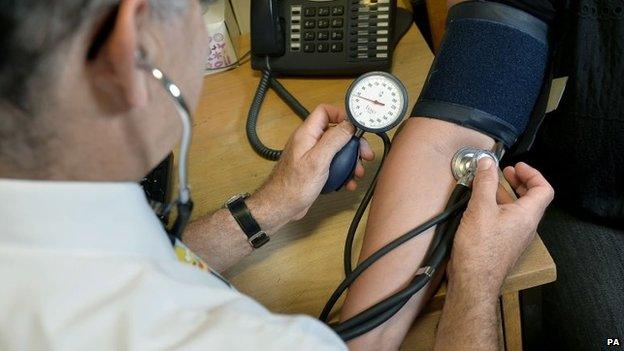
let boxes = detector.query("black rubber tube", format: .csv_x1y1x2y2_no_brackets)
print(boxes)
327,185,471,341
343,132,392,276
332,186,471,338
319,188,469,322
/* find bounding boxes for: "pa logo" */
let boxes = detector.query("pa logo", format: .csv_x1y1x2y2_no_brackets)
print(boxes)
607,338,620,346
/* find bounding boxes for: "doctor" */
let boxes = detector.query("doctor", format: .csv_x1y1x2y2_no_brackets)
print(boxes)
0,0,553,349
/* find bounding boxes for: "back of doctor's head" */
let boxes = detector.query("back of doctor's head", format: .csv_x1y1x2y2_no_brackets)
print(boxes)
0,0,208,180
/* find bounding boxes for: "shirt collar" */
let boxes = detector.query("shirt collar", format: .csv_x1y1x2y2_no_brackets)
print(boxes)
0,178,176,260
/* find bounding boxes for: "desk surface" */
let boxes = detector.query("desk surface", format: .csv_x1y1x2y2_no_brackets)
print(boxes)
191,23,556,319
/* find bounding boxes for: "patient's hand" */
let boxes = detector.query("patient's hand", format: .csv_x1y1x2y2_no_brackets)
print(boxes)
257,104,375,221
448,159,554,297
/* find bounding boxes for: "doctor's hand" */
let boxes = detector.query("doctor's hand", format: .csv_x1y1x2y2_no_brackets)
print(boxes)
255,104,374,221
448,159,554,298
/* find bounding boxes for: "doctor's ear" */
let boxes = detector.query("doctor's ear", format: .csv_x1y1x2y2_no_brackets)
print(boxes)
86,0,156,111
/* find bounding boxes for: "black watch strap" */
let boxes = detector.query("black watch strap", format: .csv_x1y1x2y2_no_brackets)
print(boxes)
225,194,269,249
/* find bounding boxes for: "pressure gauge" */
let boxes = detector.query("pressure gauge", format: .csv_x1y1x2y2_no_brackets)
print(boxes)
322,72,409,194
345,72,409,133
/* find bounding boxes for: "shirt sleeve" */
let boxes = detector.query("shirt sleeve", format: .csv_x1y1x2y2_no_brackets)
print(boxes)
130,260,347,351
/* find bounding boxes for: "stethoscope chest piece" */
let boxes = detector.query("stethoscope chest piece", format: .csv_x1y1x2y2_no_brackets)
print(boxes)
451,147,499,184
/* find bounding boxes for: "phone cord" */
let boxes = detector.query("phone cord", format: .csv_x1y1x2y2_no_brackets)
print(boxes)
247,70,309,160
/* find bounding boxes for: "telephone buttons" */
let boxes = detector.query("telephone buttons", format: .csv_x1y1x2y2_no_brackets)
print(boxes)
297,3,347,55
317,43,329,52
304,43,315,53
332,6,345,16
331,31,343,40
304,19,316,29
331,43,343,52
331,18,343,28
318,31,329,40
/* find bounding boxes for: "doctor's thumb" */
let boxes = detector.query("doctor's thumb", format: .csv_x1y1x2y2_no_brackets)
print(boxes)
310,120,355,165
469,158,499,207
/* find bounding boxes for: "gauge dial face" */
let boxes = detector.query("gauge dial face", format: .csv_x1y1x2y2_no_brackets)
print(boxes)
346,72,408,132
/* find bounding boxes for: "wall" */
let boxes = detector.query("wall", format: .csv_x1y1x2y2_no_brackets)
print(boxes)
230,0,251,34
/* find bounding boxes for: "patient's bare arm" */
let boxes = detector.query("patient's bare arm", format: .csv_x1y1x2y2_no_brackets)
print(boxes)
340,117,494,350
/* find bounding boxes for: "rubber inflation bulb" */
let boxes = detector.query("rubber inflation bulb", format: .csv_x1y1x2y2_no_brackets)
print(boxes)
322,136,360,194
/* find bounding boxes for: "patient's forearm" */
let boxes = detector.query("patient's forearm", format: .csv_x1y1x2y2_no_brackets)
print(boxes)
340,118,493,350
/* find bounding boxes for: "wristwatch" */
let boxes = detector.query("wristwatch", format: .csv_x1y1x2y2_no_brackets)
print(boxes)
225,193,270,249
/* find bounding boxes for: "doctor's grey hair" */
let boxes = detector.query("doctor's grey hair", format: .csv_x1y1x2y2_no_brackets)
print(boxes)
0,0,186,113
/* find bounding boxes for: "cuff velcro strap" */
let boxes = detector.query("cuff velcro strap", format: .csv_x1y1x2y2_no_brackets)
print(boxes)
411,1,549,147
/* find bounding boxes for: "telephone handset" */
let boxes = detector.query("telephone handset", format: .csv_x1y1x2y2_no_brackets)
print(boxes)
251,0,400,75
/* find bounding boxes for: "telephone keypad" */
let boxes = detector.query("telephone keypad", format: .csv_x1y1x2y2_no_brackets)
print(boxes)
293,3,346,54
291,1,390,56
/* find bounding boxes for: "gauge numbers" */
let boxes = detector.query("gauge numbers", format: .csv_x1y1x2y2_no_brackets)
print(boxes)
346,72,408,132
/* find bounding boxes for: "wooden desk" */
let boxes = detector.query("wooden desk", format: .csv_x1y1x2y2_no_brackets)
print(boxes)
192,21,556,351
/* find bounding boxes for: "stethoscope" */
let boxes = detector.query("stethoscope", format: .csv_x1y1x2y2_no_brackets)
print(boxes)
137,58,194,245
248,70,503,341
145,61,502,341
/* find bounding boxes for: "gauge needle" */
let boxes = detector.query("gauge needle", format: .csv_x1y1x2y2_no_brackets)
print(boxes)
356,94,385,106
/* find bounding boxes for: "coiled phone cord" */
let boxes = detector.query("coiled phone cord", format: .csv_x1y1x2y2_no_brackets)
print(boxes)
247,70,309,160
247,71,473,342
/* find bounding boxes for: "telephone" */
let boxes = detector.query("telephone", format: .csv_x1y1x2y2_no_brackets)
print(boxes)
251,0,405,75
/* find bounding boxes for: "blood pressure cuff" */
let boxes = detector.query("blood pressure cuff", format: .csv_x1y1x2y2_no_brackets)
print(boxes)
411,1,549,147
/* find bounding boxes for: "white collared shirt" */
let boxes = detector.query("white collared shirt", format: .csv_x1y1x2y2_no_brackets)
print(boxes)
0,179,345,350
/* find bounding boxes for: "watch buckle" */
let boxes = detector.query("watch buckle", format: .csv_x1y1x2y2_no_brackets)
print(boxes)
248,231,268,247
225,192,251,207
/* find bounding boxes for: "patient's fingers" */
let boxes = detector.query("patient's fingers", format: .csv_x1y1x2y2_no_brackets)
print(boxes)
503,165,527,196
513,163,554,215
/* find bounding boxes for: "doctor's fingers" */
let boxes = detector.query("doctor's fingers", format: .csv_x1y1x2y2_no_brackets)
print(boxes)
359,137,374,161
467,158,500,212
299,104,348,141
